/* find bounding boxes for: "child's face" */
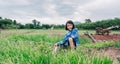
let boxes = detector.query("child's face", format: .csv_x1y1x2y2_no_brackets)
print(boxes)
67,23,73,30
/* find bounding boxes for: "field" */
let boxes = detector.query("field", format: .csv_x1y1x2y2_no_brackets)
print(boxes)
0,29,120,64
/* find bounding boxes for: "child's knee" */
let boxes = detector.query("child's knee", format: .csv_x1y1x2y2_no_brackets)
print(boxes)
54,43,58,47
68,37,73,41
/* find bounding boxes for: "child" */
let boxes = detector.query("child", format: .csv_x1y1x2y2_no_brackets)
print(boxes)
53,20,80,53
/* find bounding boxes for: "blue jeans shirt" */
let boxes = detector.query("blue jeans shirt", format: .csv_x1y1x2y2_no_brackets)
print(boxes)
57,28,80,47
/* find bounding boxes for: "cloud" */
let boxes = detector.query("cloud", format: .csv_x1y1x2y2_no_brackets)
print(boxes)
78,0,120,21
0,0,120,24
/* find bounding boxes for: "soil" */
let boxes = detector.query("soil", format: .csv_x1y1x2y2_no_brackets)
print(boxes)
82,34,120,42
92,34,120,42
98,47,120,64
81,34,120,64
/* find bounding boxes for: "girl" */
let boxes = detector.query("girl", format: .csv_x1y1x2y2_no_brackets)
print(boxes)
53,20,80,53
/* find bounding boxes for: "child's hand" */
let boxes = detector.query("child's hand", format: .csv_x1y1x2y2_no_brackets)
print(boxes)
53,43,58,54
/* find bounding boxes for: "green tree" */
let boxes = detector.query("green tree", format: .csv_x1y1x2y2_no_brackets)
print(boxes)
13,20,17,25
25,23,34,29
0,17,2,19
85,19,92,23
32,19,37,29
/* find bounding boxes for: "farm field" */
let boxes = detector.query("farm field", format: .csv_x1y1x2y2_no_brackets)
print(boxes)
0,29,120,64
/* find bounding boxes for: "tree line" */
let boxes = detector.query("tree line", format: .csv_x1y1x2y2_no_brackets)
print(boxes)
0,17,120,30
0,17,64,29
76,18,120,30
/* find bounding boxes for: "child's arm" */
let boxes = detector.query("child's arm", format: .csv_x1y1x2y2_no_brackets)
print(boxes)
70,28,78,39
57,28,78,46
57,32,71,45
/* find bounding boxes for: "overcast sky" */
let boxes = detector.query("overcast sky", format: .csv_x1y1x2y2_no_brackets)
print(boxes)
0,0,120,24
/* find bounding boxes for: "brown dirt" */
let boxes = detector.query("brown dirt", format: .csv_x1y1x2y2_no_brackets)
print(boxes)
92,34,120,42
80,35,93,42
82,34,120,42
81,34,120,63
98,47,120,64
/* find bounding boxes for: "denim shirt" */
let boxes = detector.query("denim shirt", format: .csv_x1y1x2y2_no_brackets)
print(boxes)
57,28,80,47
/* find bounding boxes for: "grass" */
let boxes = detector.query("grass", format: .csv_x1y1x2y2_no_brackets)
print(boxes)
117,57,120,63
9,34,61,43
0,29,118,64
80,42,115,49
115,42,120,49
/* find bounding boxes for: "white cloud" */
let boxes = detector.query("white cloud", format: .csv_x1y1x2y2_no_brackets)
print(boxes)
78,0,120,21
0,0,120,24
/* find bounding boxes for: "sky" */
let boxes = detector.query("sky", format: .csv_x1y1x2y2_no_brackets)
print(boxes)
0,0,120,24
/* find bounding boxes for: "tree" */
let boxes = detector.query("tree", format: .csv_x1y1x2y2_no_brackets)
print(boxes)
32,19,37,29
13,20,17,25
85,19,92,23
17,23,24,29
36,22,41,29
32,19,41,29
0,19,12,29
0,17,2,19
25,23,34,29
77,18,120,30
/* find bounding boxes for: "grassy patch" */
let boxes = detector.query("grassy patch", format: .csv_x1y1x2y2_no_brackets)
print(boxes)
0,30,116,64
114,42,120,49
80,42,115,49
